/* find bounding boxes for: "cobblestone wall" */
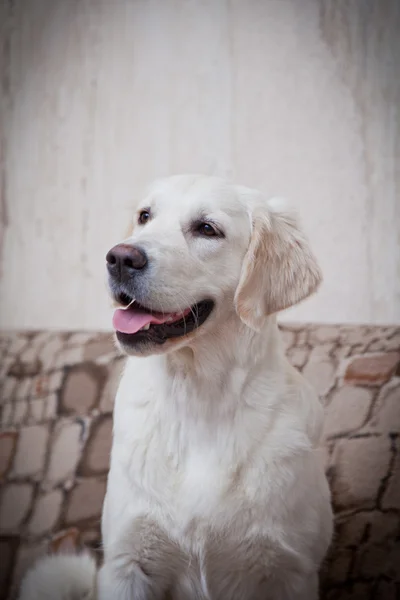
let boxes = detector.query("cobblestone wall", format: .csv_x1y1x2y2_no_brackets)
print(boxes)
0,325,399,599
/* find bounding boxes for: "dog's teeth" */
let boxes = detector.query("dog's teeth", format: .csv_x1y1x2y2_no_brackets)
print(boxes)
142,324,150,330
166,317,175,323
120,297,135,310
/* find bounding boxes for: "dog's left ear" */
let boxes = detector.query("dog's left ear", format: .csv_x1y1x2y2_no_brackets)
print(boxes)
234,198,322,330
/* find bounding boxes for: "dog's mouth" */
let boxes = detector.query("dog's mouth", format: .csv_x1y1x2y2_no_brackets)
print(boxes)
113,293,215,346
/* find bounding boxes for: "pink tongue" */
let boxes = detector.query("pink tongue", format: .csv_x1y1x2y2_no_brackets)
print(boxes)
113,305,191,334
113,308,167,334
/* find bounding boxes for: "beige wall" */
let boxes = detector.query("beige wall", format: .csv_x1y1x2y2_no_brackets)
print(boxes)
0,0,399,330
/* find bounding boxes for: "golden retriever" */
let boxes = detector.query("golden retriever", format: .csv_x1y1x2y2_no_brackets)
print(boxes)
20,175,332,600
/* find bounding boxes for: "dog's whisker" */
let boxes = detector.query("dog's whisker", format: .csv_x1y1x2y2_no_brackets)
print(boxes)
174,290,201,331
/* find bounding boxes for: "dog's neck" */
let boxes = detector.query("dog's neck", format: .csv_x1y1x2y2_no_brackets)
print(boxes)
123,314,287,430
165,313,284,384
146,314,288,428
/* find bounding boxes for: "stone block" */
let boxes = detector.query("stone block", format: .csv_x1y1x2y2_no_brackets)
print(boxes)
99,360,124,413
28,398,46,423
83,336,116,361
28,332,52,351
44,394,58,420
331,437,391,510
287,346,309,370
38,336,64,366
337,510,398,551
96,353,120,366
12,401,28,426
28,490,63,536
382,451,400,510
1,402,13,428
323,549,352,585
368,512,399,544
0,537,18,600
309,326,340,344
335,512,370,548
375,581,397,600
350,584,375,600
386,543,400,580
45,421,83,486
356,545,391,579
1,359,14,384
53,346,84,369
367,329,400,353
68,332,98,345
295,328,309,346
344,352,400,386
0,483,33,531
8,358,42,378
278,328,295,351
339,325,375,347
323,386,372,439
8,335,29,356
15,378,32,401
1,376,17,404
20,344,40,364
48,370,64,393
30,374,50,399
368,381,400,433
332,344,351,362
12,425,49,478
303,350,336,397
80,415,112,475
60,364,107,416
0,431,18,481
65,478,106,524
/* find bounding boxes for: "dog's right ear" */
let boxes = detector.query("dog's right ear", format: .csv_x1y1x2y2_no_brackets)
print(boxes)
234,198,322,331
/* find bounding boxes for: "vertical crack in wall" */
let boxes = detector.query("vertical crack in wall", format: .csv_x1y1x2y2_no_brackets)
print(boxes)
79,2,100,283
319,0,400,322
0,1,14,279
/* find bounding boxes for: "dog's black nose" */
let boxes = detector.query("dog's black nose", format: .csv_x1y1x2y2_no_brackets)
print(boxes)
106,244,148,279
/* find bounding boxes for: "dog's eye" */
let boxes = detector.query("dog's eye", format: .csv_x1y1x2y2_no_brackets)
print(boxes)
138,210,150,225
196,222,218,237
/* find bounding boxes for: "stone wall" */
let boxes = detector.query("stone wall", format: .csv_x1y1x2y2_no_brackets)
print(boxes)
0,325,399,599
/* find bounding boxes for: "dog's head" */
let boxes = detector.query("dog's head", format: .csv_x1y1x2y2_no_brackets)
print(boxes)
107,175,321,356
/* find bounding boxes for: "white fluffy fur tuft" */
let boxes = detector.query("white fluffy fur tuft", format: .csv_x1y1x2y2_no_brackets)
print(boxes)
18,553,97,600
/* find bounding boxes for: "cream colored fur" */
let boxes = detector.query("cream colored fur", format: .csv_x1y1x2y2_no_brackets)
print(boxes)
19,175,332,600
235,196,322,329
18,553,96,600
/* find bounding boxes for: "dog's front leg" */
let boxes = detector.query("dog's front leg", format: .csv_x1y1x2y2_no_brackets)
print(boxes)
97,560,158,600
98,516,185,600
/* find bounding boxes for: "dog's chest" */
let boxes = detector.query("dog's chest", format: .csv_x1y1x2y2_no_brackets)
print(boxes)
117,413,243,521
113,398,260,527
112,361,274,531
